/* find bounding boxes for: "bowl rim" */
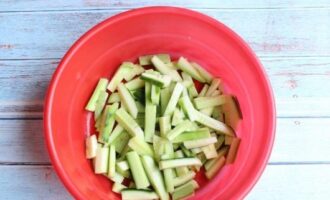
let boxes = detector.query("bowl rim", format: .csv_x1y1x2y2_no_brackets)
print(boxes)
44,6,276,200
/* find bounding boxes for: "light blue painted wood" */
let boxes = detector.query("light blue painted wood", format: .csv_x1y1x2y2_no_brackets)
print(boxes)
0,166,71,199
1,118,329,164
1,57,330,118
247,164,330,199
0,0,329,12
0,9,330,59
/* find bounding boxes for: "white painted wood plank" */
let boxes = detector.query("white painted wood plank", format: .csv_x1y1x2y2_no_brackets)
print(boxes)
0,9,329,59
0,165,71,199
0,164,328,199
0,0,329,12
1,57,329,118
1,118,329,164
247,164,330,199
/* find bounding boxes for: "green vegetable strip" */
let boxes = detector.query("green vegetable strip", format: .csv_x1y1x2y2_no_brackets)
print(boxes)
151,56,182,82
112,131,130,154
205,156,226,179
174,151,189,176
140,72,172,88
126,151,150,189
177,57,206,83
205,78,221,96
172,128,211,143
108,92,120,103
125,77,145,90
109,172,125,183
201,144,218,159
118,83,138,118
107,124,124,144
112,182,127,193
99,103,119,143
183,136,218,149
173,171,196,187
163,168,175,193
94,91,109,120
191,62,213,83
194,111,235,136
204,146,229,171
141,155,170,200
171,108,185,126
215,135,225,150
166,120,192,141
194,95,226,109
198,84,209,97
128,136,154,157
151,85,161,105
163,83,184,116
107,63,134,92
85,78,108,111
115,108,144,139
160,87,171,114
108,145,116,178
159,116,171,137
179,96,197,121
144,82,157,142
159,158,202,170
172,179,195,200
139,54,171,66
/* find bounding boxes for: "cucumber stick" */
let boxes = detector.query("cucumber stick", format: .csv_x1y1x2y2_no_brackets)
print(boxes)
139,54,171,65
177,57,205,83
163,83,184,116
198,84,209,97
172,180,195,200
141,72,171,88
151,55,182,82
112,182,127,193
159,158,202,170
160,87,171,114
195,111,234,136
86,135,97,159
174,151,189,176
107,62,136,92
173,171,196,187
108,92,120,103
159,116,171,137
194,95,226,109
144,82,157,142
151,85,161,105
116,160,129,171
107,124,124,144
94,91,109,120
85,78,108,111
201,144,218,159
121,189,159,200
171,108,185,126
183,136,218,149
115,108,144,139
172,128,210,143
141,155,170,200
112,131,130,154
205,78,221,96
108,145,116,178
163,168,175,193
118,83,138,118
205,156,226,179
126,151,150,189
94,146,109,174
124,63,144,81
166,120,192,141
99,103,119,143
191,62,213,83
125,77,145,91
128,136,154,157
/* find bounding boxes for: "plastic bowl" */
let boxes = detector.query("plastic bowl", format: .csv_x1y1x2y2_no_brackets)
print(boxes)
44,6,276,200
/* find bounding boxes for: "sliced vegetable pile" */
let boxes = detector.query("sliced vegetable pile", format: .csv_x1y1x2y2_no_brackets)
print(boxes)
85,54,242,200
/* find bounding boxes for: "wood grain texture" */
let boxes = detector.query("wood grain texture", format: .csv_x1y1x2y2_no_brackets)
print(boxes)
0,9,330,59
0,164,329,199
1,57,329,118
1,118,329,164
0,0,329,12
247,164,330,199
0,165,71,199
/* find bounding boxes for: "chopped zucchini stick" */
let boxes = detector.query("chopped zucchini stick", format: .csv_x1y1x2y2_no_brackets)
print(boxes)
126,151,150,189
205,156,226,179
191,62,213,83
115,108,144,139
194,95,226,109
172,180,195,200
177,57,206,83
151,55,182,81
86,135,97,159
159,158,202,170
107,145,116,178
128,136,154,157
125,77,145,90
173,171,196,187
183,136,217,149
118,83,138,118
94,146,109,174
108,92,120,103
173,128,210,143
121,189,159,200
85,78,108,111
163,83,184,116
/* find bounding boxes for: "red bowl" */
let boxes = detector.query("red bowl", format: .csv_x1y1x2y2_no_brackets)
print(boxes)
44,6,276,200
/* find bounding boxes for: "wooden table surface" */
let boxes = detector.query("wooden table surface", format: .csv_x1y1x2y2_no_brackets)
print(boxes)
1,1,330,199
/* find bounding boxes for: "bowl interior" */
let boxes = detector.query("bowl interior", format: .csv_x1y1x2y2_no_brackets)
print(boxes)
45,7,275,200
